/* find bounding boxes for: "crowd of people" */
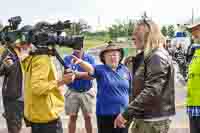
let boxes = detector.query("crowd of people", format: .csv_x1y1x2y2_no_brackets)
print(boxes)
0,15,200,133
165,42,188,81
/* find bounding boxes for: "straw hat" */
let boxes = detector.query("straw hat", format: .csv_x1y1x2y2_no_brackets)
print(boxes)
99,43,124,64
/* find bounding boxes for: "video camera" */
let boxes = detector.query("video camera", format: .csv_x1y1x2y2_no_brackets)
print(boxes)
0,16,22,45
26,21,84,69
0,16,84,69
29,31,84,49
0,17,84,49
0,16,23,67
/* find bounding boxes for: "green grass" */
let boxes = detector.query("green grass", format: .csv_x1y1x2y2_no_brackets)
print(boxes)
58,39,136,58
84,39,106,49
59,39,105,56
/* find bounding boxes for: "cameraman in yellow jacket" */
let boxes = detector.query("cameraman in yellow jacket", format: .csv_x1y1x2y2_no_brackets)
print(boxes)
23,53,75,133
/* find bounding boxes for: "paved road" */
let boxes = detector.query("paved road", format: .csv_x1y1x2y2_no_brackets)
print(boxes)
0,80,190,132
0,50,190,133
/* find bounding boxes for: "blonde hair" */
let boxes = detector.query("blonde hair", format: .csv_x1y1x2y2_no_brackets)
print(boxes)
137,20,166,56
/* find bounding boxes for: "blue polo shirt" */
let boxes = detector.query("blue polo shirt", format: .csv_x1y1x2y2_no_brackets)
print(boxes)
64,53,96,91
91,64,132,115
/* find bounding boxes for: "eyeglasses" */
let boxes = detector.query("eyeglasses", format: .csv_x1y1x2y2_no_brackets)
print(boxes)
131,37,136,41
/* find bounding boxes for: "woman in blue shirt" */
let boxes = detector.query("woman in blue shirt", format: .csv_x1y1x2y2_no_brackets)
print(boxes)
72,43,132,133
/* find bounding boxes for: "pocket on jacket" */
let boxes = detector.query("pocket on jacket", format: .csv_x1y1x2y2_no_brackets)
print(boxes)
48,95,53,109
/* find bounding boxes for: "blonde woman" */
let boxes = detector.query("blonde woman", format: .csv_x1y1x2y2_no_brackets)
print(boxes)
114,19,175,133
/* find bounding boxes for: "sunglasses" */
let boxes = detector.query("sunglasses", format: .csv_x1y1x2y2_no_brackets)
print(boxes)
138,18,151,31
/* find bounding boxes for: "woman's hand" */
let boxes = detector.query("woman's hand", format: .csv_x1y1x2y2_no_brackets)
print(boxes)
114,113,127,128
71,55,95,75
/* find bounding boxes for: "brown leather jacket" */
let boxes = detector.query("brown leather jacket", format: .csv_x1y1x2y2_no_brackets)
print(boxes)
123,48,175,120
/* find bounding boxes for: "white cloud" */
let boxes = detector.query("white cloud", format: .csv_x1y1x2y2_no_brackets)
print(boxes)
0,0,200,30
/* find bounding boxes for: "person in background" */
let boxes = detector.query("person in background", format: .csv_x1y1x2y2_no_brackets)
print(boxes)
124,49,144,102
164,40,174,56
0,25,32,133
174,43,187,79
186,23,200,133
123,46,144,129
64,47,96,133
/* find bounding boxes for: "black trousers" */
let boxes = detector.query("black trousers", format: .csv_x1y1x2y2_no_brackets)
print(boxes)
2,99,24,133
31,118,63,133
189,116,200,133
97,115,128,133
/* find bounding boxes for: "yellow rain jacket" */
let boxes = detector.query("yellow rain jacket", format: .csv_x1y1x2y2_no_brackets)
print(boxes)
23,55,64,123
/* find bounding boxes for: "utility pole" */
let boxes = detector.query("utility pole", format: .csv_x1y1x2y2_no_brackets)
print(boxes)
192,8,194,24
126,16,129,38
98,16,101,26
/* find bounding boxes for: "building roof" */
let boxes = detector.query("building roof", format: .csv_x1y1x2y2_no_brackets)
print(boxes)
187,23,200,30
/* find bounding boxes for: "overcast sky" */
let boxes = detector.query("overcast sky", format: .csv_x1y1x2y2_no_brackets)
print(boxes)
0,0,200,30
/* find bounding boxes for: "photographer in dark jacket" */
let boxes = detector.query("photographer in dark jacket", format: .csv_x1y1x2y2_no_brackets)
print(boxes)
0,38,30,133
114,19,175,133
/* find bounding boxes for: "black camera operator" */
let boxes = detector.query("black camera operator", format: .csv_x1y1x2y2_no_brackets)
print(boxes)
0,41,24,133
0,17,30,133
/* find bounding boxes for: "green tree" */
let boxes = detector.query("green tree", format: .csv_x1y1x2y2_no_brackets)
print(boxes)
161,26,168,36
127,20,135,36
108,25,119,39
167,25,175,38
66,19,91,35
108,19,135,39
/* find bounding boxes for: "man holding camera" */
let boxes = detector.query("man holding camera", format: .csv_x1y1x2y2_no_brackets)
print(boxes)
0,36,29,133
22,44,76,133
64,48,96,133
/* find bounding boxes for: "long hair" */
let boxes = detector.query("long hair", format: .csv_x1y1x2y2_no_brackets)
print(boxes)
136,20,166,57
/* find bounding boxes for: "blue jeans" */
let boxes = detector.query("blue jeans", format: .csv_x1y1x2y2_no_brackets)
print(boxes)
31,118,63,133
2,99,24,133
